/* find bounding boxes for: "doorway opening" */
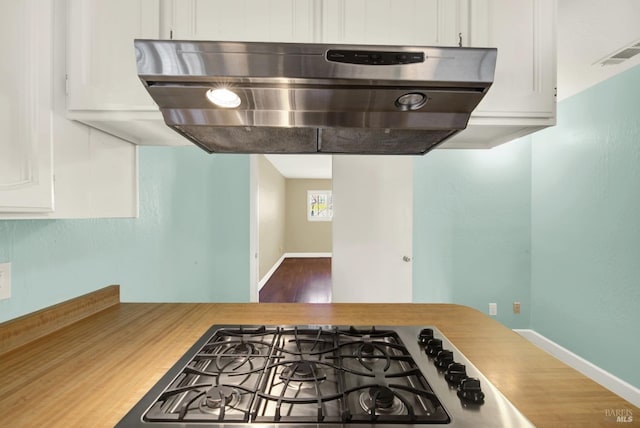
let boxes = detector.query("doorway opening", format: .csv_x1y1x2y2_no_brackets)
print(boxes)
253,154,333,303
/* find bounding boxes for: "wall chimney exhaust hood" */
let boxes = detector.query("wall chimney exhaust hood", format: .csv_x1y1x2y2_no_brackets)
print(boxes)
135,40,496,155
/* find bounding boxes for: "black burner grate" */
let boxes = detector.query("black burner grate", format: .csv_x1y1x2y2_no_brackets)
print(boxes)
144,326,450,424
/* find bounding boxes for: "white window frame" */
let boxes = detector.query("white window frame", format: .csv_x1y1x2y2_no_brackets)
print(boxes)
307,190,333,222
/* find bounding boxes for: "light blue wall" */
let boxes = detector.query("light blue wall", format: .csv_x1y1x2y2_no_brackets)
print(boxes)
412,64,640,387
413,140,532,329
531,65,640,388
0,147,250,323
2,67,638,390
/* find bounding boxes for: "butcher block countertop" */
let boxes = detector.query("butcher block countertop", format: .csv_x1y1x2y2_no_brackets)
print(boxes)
0,299,638,427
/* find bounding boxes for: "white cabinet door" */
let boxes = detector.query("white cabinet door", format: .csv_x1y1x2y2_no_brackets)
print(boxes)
321,0,468,46
66,0,160,111
440,0,556,148
1,0,139,219
468,0,556,119
331,156,413,303
167,0,317,42
43,126,138,219
0,0,54,213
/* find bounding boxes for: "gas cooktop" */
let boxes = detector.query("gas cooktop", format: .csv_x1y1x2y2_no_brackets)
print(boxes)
116,325,533,427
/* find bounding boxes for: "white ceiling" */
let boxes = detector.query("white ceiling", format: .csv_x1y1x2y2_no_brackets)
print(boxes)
264,154,332,179
265,2,640,178
557,0,640,100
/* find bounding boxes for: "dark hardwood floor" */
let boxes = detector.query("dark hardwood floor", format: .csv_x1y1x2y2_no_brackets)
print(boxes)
259,257,332,303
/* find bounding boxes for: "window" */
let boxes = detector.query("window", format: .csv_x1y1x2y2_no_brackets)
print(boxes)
307,190,333,221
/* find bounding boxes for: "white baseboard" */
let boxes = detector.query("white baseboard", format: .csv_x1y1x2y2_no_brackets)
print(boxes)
514,329,640,407
258,253,332,291
285,252,332,258
258,254,286,291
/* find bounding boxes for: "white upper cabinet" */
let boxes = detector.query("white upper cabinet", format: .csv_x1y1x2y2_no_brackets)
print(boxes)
166,0,317,42
469,0,555,116
1,0,138,219
441,0,556,148
0,0,54,213
65,0,180,146
63,0,556,149
67,0,160,111
321,0,468,46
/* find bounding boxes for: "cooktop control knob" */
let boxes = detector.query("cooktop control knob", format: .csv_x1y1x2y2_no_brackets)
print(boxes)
434,350,454,369
445,362,467,386
425,338,443,357
457,377,485,404
418,328,434,344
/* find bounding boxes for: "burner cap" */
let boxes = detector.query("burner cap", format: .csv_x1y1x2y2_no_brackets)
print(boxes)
280,361,325,389
233,342,252,354
293,361,315,378
205,386,234,407
356,343,382,365
222,341,257,364
361,343,375,356
200,385,240,413
359,386,406,415
227,341,256,355
369,386,395,408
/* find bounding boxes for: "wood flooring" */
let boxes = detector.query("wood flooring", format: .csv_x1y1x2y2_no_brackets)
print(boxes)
259,257,332,303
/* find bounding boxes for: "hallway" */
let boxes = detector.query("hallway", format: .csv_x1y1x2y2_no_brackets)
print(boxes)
259,258,332,303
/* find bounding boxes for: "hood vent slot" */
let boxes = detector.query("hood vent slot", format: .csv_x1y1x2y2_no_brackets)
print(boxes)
175,126,319,153
176,126,455,155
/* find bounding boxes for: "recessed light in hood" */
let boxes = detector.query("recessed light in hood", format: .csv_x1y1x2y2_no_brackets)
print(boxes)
206,88,241,108
135,40,497,155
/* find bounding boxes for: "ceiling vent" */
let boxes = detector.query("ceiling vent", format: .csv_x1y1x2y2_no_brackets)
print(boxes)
595,39,640,66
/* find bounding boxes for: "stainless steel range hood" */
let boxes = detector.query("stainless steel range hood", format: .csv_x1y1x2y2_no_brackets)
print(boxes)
134,40,497,155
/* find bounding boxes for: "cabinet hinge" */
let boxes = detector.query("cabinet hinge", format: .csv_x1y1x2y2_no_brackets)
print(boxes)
65,74,69,96
170,28,173,40
458,33,463,47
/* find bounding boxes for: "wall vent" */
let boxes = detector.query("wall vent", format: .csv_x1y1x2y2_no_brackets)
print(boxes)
595,38,640,66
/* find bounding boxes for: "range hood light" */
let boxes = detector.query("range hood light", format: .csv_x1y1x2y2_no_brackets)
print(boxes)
395,92,428,111
206,88,241,108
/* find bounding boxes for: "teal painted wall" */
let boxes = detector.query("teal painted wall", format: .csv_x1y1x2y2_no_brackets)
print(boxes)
531,65,640,388
0,147,250,323
413,140,532,329
2,67,638,390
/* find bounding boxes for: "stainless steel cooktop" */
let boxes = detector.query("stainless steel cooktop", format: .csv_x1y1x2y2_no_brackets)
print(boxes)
116,325,533,427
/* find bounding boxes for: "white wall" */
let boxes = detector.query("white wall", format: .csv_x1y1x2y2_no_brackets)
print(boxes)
331,156,413,302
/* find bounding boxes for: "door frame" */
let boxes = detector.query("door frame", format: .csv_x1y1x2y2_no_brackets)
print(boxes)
249,154,259,302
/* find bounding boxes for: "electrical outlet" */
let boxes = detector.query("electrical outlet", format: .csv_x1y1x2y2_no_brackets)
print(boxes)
489,302,497,316
0,262,11,301
513,301,521,314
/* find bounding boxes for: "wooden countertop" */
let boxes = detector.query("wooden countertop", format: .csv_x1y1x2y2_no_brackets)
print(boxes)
0,302,637,427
